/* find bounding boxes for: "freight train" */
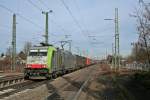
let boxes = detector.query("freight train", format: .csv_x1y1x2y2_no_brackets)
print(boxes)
24,45,92,79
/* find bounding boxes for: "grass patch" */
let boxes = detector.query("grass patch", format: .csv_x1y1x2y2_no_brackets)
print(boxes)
133,71,150,89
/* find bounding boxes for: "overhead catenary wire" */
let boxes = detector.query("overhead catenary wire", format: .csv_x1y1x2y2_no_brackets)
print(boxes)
72,0,113,55
27,0,56,44
0,3,14,13
59,0,109,56
38,0,75,38
60,0,82,30
38,0,75,48
59,0,86,36
38,0,50,10
50,20,69,35
24,0,73,45
73,0,87,33
72,0,106,56
0,3,46,51
72,0,110,48
27,0,43,12
36,1,68,38
34,0,95,54
27,0,89,55
72,0,94,46
59,0,94,47
0,3,44,31
17,14,44,30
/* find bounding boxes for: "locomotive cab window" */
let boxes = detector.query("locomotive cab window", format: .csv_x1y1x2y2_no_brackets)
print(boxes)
38,52,47,56
29,51,47,56
29,52,38,56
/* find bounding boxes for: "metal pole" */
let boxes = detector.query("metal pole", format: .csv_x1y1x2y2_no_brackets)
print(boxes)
112,43,114,69
12,14,16,72
114,9,117,71
45,12,48,44
117,8,120,70
115,8,120,71
106,48,107,64
42,10,52,44
104,8,120,71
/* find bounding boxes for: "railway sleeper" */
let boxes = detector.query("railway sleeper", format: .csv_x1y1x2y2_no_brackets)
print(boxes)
0,78,24,89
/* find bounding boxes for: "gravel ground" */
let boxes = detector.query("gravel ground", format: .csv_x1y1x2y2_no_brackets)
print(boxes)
0,73,23,77
46,65,97,100
0,73,23,80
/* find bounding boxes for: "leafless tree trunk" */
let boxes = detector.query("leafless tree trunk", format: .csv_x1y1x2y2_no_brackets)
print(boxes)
23,42,32,56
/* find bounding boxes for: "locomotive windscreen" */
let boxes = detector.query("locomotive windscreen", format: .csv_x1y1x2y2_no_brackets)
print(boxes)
29,49,47,56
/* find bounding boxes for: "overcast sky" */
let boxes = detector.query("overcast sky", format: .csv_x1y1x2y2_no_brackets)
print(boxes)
0,0,149,58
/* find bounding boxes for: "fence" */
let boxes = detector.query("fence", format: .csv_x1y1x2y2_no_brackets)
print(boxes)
0,62,25,72
124,63,150,71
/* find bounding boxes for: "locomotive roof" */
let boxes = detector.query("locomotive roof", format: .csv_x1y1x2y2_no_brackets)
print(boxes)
30,46,74,55
30,46,56,50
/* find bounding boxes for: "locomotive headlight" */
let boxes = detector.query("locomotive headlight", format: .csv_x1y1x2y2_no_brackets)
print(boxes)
27,64,32,68
43,64,47,68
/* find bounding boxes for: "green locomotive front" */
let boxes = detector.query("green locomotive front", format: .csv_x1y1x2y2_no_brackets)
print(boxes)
24,46,56,79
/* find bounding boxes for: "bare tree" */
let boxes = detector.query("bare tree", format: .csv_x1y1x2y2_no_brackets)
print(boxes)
5,46,12,57
1,53,4,57
131,0,150,65
23,42,32,56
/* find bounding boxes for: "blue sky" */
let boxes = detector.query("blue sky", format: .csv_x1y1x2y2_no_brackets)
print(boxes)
0,0,148,58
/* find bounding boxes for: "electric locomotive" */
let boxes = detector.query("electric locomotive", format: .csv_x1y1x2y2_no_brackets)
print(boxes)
24,45,91,79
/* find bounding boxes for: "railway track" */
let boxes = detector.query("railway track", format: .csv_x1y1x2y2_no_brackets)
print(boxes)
0,79,51,99
0,74,25,89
